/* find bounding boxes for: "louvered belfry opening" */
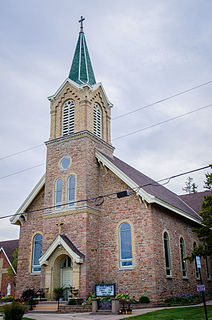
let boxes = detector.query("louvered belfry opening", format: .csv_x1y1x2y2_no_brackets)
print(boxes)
62,100,75,136
93,103,102,138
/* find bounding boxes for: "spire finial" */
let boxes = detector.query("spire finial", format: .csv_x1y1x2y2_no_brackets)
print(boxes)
79,16,85,33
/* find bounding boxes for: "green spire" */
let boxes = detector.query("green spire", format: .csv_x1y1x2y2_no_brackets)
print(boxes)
69,17,96,86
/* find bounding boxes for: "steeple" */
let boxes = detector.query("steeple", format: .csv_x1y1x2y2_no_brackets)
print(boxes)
69,17,96,86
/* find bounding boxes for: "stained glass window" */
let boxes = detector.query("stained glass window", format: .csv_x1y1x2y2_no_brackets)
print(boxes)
68,176,75,207
164,232,171,276
180,237,187,277
55,178,62,209
32,234,42,273
119,222,133,267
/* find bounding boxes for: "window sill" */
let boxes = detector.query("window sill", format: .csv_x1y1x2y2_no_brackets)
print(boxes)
30,272,41,275
182,277,188,280
119,267,134,271
166,275,173,279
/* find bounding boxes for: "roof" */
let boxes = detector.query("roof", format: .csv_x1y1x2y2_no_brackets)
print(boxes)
39,234,84,266
179,191,212,213
96,149,202,224
69,26,96,85
60,234,85,258
0,239,19,264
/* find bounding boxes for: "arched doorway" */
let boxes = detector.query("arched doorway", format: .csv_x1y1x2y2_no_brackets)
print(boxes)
60,256,72,300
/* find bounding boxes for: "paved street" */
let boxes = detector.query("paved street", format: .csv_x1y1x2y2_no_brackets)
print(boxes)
0,301,211,320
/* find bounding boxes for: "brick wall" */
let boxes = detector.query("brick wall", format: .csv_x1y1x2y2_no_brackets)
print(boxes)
0,251,16,296
151,205,212,301
15,187,44,297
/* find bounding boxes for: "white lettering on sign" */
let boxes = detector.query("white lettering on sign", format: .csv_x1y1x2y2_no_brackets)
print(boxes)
95,285,115,297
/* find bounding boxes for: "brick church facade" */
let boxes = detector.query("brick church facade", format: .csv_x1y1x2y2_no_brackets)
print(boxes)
11,19,211,302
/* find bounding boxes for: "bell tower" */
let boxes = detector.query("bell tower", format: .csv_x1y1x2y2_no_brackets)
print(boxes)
48,16,112,144
41,18,114,298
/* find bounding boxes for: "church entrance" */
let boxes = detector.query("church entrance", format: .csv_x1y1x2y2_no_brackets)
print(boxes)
60,256,72,301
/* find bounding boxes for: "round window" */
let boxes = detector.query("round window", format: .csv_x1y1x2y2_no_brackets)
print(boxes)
60,157,70,169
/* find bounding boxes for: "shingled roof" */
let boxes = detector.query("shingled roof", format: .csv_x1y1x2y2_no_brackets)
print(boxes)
60,234,85,258
0,239,19,264
179,191,212,214
96,149,201,222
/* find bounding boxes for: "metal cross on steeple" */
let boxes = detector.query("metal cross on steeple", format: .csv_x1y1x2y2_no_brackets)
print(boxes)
79,16,85,33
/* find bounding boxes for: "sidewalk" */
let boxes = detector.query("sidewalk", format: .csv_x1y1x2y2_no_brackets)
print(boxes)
0,301,211,320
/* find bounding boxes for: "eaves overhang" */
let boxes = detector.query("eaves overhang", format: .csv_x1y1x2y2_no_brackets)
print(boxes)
95,150,202,226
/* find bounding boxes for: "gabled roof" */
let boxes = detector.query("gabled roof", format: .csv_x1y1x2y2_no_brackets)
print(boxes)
10,174,45,225
0,239,19,273
95,149,202,224
48,78,113,108
179,191,212,213
39,234,84,266
69,26,96,85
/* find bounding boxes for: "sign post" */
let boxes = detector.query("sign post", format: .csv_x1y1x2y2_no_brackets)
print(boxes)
196,256,208,320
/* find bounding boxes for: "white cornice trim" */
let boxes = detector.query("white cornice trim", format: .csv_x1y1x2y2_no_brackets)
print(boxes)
91,82,113,108
0,247,16,274
48,79,113,108
48,78,82,101
39,235,84,266
95,150,202,226
10,174,45,224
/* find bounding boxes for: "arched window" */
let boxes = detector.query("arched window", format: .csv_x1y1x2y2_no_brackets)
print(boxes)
164,232,171,276
32,234,42,272
193,242,200,279
119,222,133,268
62,100,75,136
60,256,72,269
68,175,75,207
180,237,187,277
93,103,102,138
55,178,62,209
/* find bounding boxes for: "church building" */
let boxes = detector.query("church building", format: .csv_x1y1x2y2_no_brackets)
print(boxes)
10,18,211,302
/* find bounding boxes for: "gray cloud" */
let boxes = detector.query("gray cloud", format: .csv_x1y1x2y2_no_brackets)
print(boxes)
0,0,211,240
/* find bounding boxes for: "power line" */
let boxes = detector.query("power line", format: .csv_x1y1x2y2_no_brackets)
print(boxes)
0,163,45,180
0,144,44,161
112,80,212,120
0,103,211,180
1,164,210,221
113,103,212,141
0,80,212,162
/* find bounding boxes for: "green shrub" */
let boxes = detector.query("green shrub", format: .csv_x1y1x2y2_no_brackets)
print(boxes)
53,287,64,300
139,295,150,304
3,301,27,320
68,298,77,305
115,294,130,300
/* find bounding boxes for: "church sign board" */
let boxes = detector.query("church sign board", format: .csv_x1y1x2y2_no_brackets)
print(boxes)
95,284,116,297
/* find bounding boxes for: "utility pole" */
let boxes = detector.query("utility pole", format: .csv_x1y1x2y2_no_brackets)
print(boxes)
196,256,208,320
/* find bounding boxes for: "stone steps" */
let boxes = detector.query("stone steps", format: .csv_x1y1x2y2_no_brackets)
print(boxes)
32,303,59,312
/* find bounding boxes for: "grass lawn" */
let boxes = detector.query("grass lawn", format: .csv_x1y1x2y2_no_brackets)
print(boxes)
124,306,212,320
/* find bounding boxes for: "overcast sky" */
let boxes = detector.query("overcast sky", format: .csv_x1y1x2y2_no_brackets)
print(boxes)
0,0,211,240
